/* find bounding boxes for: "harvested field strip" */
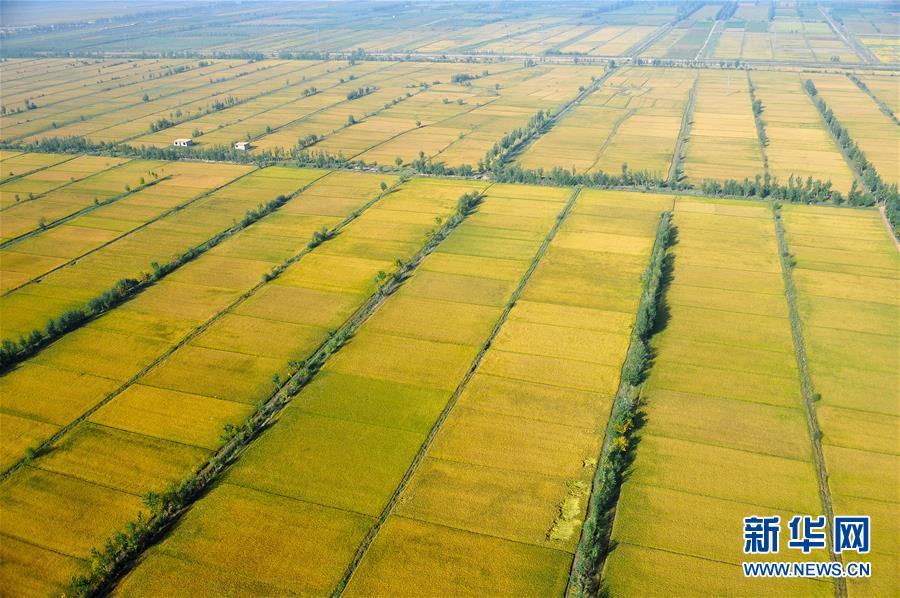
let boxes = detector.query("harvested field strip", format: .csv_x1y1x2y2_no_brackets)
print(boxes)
683,70,764,184
0,161,256,338
781,204,899,598
0,154,130,211
341,189,675,597
752,72,855,193
809,74,899,186
0,176,480,596
108,182,571,597
601,196,832,596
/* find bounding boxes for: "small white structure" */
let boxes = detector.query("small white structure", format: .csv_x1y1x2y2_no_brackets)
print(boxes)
234,141,251,151
173,138,194,147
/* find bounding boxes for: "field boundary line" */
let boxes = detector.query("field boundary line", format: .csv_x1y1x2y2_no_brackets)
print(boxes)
104,59,339,146
331,186,583,597
0,153,80,186
4,60,287,143
72,182,491,596
0,169,336,475
771,201,845,598
586,106,636,174
0,173,173,251
845,74,899,125
0,166,256,299
568,209,673,597
667,73,698,184
0,156,135,214
498,67,619,168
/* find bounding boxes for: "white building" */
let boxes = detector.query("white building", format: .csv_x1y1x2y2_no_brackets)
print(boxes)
234,141,251,151
173,138,194,147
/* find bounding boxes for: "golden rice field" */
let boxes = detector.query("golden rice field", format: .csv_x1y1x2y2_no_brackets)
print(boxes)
518,67,694,177
0,6,898,593
809,73,900,186
603,197,829,596
0,149,896,596
683,69,763,183
781,204,899,598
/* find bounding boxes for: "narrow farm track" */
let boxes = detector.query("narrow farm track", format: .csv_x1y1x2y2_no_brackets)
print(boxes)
333,186,582,596
0,169,341,479
771,202,846,598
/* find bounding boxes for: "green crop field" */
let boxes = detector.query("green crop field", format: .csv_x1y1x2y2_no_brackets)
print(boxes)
0,1,897,597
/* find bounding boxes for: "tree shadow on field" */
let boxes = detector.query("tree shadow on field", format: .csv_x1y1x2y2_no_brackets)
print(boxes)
594,226,678,596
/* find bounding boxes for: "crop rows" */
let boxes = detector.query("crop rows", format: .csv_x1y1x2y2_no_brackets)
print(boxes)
603,197,831,596
0,174,485,594
781,203,898,597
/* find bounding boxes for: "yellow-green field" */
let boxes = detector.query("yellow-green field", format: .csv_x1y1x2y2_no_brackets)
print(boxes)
112,182,574,595
344,189,673,595
810,73,899,185
0,174,482,595
518,67,694,177
782,204,899,598
603,197,831,596
683,70,764,183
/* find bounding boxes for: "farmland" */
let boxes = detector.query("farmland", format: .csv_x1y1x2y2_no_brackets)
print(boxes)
0,1,898,597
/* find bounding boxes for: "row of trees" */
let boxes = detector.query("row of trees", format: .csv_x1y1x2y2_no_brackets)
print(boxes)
805,79,899,230
570,212,674,596
64,185,482,596
0,193,293,370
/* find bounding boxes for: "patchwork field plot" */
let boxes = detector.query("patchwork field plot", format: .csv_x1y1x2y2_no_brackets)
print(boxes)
0,160,256,339
343,189,674,596
683,70,764,183
1,4,899,592
603,197,830,596
781,204,899,597
518,67,694,177
113,182,574,596
810,74,899,185
750,71,855,192
0,154,129,210
0,175,481,595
